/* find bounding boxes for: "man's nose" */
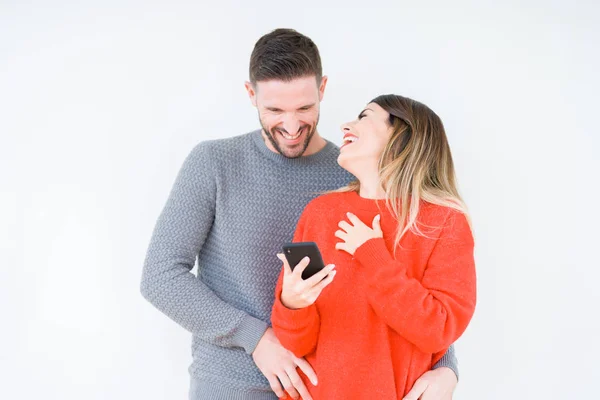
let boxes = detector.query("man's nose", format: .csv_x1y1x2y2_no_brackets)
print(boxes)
282,115,301,136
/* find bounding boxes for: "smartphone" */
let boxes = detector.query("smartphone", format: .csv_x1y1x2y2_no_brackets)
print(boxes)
282,242,326,280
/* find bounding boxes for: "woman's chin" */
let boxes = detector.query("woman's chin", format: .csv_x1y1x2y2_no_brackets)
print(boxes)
337,153,353,173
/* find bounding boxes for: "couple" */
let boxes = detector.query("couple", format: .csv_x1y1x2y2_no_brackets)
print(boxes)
141,28,476,400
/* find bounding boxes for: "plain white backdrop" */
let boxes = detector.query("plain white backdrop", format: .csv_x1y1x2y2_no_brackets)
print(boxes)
1,1,599,399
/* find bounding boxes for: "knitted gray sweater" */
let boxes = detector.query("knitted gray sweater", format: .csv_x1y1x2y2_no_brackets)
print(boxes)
141,130,457,400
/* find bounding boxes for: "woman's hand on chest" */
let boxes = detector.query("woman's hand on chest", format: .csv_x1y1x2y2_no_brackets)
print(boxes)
335,212,383,256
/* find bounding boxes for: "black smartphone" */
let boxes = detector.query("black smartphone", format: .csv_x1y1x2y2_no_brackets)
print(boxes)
282,242,326,280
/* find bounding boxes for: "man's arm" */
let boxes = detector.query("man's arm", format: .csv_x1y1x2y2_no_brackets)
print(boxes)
140,142,267,354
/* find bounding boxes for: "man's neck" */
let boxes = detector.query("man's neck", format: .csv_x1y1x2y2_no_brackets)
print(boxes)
303,133,327,156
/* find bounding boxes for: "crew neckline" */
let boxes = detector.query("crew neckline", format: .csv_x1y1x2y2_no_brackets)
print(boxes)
344,190,391,212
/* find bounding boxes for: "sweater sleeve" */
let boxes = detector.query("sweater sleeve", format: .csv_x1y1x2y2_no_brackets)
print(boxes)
353,210,476,354
140,143,268,354
433,343,459,380
271,209,321,358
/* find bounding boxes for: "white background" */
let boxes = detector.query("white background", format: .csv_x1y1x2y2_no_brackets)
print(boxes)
1,1,599,399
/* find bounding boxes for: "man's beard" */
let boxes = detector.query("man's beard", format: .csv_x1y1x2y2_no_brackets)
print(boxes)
259,115,319,159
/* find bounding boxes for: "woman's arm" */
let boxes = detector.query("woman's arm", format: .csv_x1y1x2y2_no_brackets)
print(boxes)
353,211,476,354
271,211,321,358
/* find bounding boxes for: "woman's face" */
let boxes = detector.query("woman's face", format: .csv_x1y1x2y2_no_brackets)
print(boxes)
338,102,393,171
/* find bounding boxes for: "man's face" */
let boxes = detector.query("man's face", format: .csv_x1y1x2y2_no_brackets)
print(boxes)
246,76,327,158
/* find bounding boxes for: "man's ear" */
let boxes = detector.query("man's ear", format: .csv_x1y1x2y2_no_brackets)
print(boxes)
244,81,257,107
318,76,328,102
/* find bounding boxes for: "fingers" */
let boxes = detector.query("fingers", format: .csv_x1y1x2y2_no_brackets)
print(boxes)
284,367,312,400
266,374,285,398
338,220,352,233
278,254,311,280
334,229,347,240
307,269,336,295
278,372,300,400
304,264,335,287
403,377,429,400
294,357,318,386
372,214,381,233
335,241,349,253
293,256,311,278
277,253,293,277
346,212,363,226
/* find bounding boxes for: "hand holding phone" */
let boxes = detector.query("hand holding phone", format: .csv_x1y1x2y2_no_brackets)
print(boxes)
283,242,327,279
277,242,336,309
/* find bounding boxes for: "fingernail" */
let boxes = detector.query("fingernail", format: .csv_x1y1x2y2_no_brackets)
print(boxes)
303,256,310,262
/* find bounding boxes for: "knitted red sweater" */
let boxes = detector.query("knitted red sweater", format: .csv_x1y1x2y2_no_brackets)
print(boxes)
271,191,476,399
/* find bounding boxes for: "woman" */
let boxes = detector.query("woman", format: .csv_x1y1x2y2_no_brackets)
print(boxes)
271,94,477,399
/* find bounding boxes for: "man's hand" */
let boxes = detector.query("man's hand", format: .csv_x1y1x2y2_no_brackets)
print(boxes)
403,367,457,400
252,328,317,400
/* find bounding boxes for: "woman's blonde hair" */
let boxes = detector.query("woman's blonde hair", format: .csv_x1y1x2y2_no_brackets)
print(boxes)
336,94,469,249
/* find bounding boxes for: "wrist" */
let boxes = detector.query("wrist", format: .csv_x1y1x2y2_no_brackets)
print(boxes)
281,295,297,310
233,314,269,355
432,366,458,384
253,327,273,356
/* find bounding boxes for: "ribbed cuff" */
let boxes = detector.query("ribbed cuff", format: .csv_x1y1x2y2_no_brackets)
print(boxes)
272,290,318,330
433,345,459,381
232,314,269,355
353,237,397,269
432,358,459,382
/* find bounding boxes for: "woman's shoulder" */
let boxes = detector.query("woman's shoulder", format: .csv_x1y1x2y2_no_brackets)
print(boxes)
419,202,472,239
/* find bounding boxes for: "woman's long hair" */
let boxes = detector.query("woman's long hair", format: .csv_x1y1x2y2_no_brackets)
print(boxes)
337,94,469,249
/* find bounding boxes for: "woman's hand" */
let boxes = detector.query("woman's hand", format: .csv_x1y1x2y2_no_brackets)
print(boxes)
335,213,383,256
278,254,336,310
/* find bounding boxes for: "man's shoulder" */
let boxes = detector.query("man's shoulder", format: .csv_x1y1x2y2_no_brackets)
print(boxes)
191,130,255,152
186,130,258,164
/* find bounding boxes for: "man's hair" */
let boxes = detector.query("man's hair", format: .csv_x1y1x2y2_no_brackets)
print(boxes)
249,28,322,84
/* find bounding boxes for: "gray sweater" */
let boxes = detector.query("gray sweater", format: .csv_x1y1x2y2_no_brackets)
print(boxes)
141,130,457,400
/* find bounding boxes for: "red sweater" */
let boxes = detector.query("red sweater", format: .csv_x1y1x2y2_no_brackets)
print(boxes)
271,191,476,399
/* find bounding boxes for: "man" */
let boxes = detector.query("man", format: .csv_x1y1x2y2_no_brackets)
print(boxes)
141,28,459,400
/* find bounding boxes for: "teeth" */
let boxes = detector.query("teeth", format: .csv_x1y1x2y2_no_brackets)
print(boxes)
282,132,301,140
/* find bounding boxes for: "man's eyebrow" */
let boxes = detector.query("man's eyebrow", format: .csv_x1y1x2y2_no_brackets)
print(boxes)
264,104,316,111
